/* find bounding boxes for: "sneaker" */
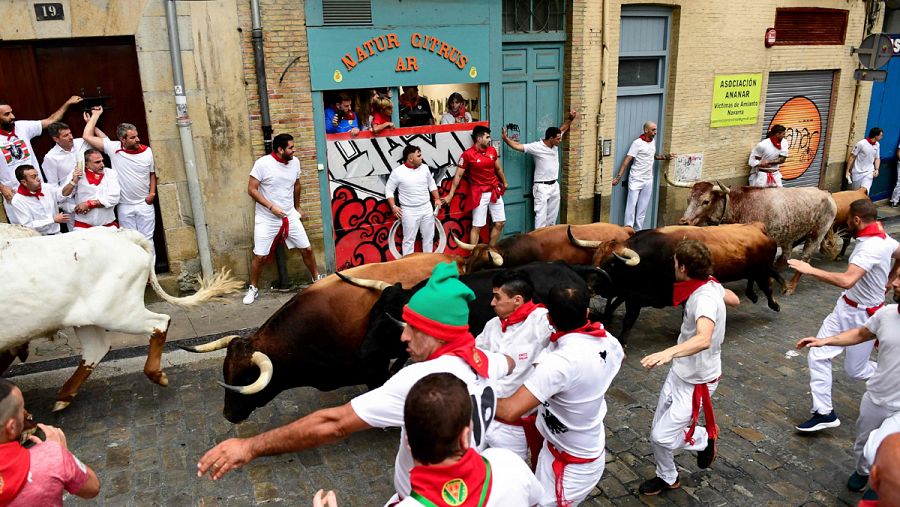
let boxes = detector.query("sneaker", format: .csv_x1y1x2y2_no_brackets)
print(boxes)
891,202,899,208
862,487,878,500
242,285,259,305
312,273,327,283
848,471,869,492
697,437,717,469
638,476,680,496
795,410,840,432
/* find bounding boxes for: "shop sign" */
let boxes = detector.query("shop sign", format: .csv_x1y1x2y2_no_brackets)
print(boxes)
710,73,763,128
889,34,900,55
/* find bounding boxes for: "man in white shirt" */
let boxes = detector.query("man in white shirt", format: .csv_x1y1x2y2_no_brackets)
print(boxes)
847,128,883,193
197,263,514,505
501,110,577,229
43,119,107,231
639,239,727,496
789,199,900,432
497,283,624,507
70,149,120,229
890,141,900,208
9,165,76,235
475,270,551,462
612,121,674,230
0,96,83,224
397,372,543,507
82,106,156,243
242,133,322,305
386,145,441,257
796,273,900,493
748,124,789,187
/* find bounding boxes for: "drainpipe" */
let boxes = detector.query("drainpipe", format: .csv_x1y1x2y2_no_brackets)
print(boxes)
164,0,214,280
593,0,610,221
250,0,289,287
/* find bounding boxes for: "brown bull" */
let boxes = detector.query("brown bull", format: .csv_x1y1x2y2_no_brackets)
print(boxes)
454,223,634,272
830,188,871,259
182,253,459,423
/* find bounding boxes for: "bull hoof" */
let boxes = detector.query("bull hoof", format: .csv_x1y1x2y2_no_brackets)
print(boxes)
52,400,70,412
768,301,781,312
145,370,169,387
782,285,796,296
746,292,759,304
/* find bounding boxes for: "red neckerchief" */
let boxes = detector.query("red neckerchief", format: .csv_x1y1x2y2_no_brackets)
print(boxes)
549,320,607,343
866,137,876,145
409,448,492,507
85,169,104,185
501,301,545,332
0,127,16,140
639,134,652,143
270,152,288,164
769,136,782,150
673,276,719,306
855,221,887,239
685,380,719,445
16,184,43,198
115,144,148,155
451,104,468,119
0,441,30,504
404,161,418,169
401,305,492,377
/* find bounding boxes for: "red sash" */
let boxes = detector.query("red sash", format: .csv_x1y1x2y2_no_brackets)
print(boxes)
684,379,719,445
547,442,598,507
842,295,885,317
0,441,30,504
549,320,607,343
266,216,290,262
74,220,118,229
500,301,545,332
673,276,719,306
855,221,887,239
766,171,777,187
409,448,492,507
462,183,504,214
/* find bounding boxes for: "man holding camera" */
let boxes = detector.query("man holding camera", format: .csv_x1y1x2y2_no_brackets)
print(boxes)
324,93,360,136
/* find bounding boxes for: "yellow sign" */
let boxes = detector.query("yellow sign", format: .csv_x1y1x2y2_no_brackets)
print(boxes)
710,73,762,128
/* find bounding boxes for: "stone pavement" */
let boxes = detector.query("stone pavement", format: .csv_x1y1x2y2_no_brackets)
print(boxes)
8,211,900,506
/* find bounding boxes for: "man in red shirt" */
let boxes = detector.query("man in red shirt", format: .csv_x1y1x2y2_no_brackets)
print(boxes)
443,126,509,245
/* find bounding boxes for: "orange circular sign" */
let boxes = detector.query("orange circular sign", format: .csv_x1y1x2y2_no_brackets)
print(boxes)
769,97,822,180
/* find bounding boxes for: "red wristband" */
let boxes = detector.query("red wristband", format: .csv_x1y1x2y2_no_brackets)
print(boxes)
89,199,101,209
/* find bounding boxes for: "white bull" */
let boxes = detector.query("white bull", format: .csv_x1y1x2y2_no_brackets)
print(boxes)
0,225,242,411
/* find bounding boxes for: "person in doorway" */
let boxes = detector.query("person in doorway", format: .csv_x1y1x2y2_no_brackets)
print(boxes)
325,93,360,136
847,127,883,193
638,239,726,496
611,121,674,231
82,106,156,244
501,110,577,229
0,96,83,224
369,93,395,134
748,124,789,188
399,86,434,127
442,126,509,246
69,149,120,230
243,133,322,305
440,92,473,125
789,199,900,432
9,165,76,235
890,141,899,208
385,145,441,256
43,118,107,231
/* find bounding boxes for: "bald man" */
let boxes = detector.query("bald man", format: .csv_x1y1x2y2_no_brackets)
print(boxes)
863,432,900,506
612,121,674,230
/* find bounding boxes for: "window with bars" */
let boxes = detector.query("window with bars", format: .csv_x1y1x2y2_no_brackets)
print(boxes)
773,8,848,45
503,0,566,33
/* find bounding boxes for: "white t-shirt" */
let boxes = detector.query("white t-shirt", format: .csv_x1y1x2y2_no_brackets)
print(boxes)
71,169,121,226
10,183,65,235
845,234,900,307
523,332,624,458
440,111,473,124
672,281,726,384
524,141,560,182
863,305,900,410
385,163,437,208
396,447,544,507
475,308,552,398
102,138,155,205
625,137,656,190
850,139,880,179
0,120,43,190
351,353,509,498
748,138,789,174
42,139,89,187
249,154,301,219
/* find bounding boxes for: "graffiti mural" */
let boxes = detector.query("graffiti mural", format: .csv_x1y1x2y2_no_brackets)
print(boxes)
326,123,489,269
770,97,822,180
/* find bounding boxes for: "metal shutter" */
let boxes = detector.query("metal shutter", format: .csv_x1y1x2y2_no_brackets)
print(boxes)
323,0,372,26
774,8,848,45
761,71,834,188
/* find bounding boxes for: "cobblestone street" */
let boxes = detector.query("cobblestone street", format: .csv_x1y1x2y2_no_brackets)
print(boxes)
14,234,898,506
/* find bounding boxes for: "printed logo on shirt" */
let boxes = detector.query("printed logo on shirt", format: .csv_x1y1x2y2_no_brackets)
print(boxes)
541,402,569,435
442,478,468,506
518,352,529,360
598,350,607,362
2,139,30,164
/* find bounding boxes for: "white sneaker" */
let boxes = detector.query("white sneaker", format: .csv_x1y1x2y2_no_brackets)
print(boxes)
312,273,326,283
243,285,259,305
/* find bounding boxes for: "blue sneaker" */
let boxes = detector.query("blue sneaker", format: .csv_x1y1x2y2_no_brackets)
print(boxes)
795,410,840,432
848,471,869,492
861,487,878,500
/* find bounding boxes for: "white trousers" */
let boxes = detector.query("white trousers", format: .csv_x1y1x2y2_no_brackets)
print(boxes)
651,369,719,485
891,175,900,205
533,182,560,229
485,421,528,461
535,441,605,507
863,411,900,469
748,170,783,188
400,204,435,256
853,392,900,475
623,184,653,231
851,173,874,193
117,202,156,244
808,298,877,414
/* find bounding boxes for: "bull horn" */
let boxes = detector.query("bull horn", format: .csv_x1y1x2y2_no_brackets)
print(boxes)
452,233,477,251
179,335,237,353
664,168,694,188
567,225,603,248
335,272,391,292
713,180,731,195
488,250,504,266
217,351,273,395
613,247,641,266
386,312,406,328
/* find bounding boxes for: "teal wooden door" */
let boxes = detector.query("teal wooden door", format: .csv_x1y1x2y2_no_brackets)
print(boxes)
501,42,564,234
